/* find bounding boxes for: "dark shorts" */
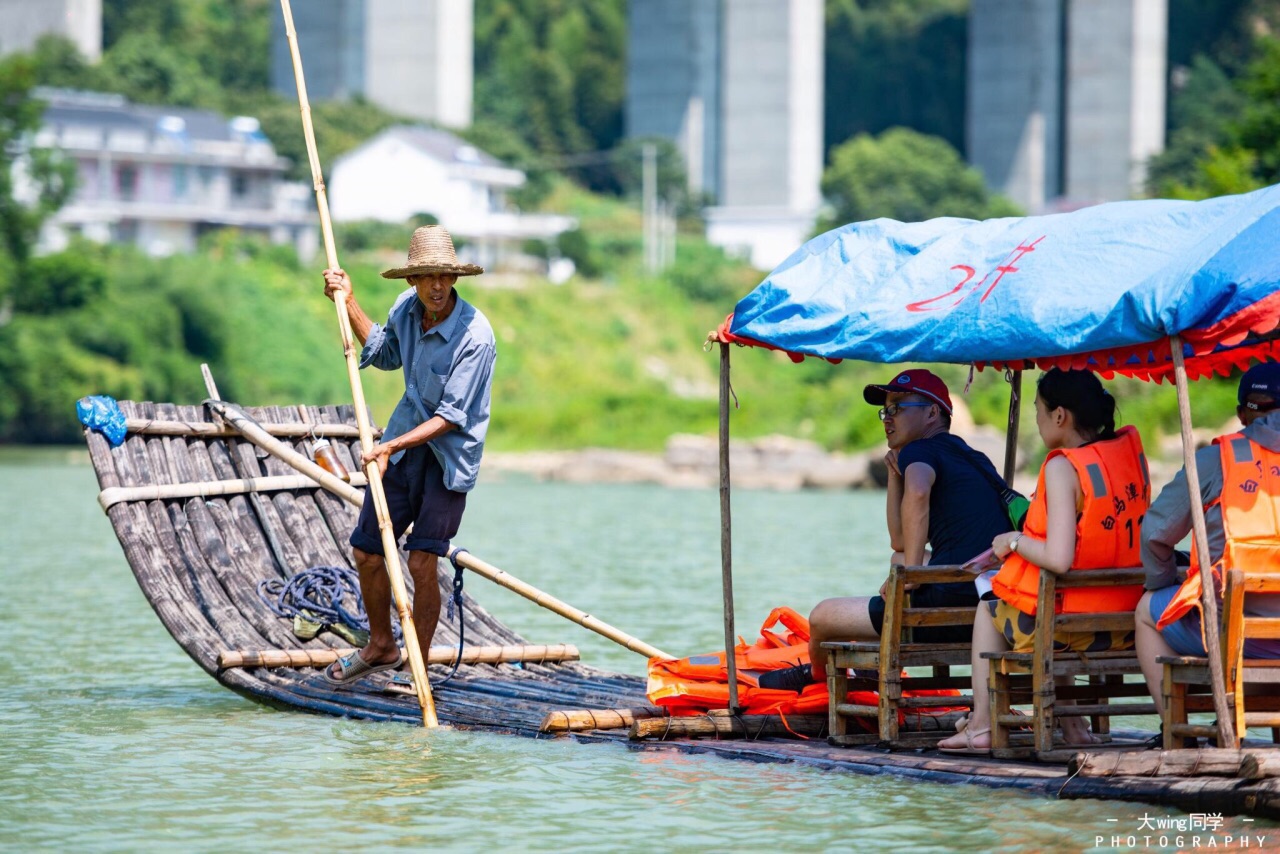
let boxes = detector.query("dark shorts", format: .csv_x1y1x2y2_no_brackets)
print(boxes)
1149,585,1280,659
349,445,467,557
868,582,978,644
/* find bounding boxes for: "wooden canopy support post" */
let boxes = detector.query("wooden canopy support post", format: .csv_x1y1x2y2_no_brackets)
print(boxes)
1169,334,1235,749
719,343,742,711
1003,369,1023,484
279,0,436,727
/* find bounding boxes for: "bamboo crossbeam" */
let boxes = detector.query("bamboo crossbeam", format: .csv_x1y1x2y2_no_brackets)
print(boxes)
1069,748,1280,780
204,400,365,505
219,643,579,670
98,473,369,510
630,713,828,740
447,547,674,661
125,417,373,439
539,706,668,733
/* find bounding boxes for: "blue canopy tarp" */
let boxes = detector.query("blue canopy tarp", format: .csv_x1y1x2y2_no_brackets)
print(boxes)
718,186,1280,380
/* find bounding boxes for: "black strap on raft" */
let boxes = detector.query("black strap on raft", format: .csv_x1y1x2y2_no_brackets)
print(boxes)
435,548,469,685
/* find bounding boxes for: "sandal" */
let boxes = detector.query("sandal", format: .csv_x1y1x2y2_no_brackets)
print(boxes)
323,649,404,686
938,715,992,755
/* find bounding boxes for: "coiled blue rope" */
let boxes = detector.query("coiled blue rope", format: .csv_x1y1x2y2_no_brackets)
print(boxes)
257,566,402,644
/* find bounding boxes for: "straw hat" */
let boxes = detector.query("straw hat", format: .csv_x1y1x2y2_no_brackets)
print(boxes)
380,225,484,279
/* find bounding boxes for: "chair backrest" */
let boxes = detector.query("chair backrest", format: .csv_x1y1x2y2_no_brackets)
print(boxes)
885,564,977,646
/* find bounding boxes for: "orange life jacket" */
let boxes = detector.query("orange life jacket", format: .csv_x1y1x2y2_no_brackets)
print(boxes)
991,425,1150,616
1156,433,1280,631
646,607,962,720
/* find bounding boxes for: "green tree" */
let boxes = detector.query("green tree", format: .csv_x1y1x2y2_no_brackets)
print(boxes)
820,127,1021,227
474,0,626,187
824,0,968,157
0,55,76,309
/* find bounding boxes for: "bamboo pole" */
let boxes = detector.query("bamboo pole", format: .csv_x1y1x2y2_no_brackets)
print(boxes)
539,706,668,733
718,343,742,711
446,547,674,661
279,0,436,727
219,643,579,670
124,418,368,439
630,713,828,740
98,473,368,510
1003,369,1023,484
205,400,365,505
1169,334,1235,749
1068,748,1280,780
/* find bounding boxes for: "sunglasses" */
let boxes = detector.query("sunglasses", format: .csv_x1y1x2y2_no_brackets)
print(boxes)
878,402,934,421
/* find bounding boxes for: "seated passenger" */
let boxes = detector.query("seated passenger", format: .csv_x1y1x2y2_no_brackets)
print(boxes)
1136,362,1280,715
938,368,1149,753
760,369,1013,692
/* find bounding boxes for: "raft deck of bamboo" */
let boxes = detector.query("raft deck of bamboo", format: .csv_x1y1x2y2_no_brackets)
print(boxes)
85,400,1280,820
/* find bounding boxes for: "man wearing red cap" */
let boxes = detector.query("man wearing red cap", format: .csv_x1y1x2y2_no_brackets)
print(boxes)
760,369,1014,691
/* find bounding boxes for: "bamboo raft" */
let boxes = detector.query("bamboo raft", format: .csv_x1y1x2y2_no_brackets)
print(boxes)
85,399,1280,819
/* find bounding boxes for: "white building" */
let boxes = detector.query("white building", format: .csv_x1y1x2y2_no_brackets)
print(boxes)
627,0,824,270
329,125,574,271
968,0,1167,211
0,0,101,61
33,89,316,258
270,0,472,129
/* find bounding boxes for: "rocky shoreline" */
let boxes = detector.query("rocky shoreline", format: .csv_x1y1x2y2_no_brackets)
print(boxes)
481,426,1025,492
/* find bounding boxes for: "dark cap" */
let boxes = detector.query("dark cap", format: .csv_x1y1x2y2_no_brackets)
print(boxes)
863,369,953,415
1239,362,1280,406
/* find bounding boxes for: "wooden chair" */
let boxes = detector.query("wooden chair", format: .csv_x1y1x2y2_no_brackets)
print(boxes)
983,567,1157,761
1161,568,1280,749
824,563,976,748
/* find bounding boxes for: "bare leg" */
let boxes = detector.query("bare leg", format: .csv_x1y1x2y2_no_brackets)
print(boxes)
808,596,879,682
347,546,401,667
938,606,1006,750
406,550,443,657
1135,590,1175,717
1055,674,1097,745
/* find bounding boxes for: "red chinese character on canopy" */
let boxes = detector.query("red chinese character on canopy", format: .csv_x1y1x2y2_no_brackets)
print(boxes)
906,236,1046,313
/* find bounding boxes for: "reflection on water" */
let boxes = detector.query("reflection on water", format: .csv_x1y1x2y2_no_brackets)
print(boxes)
0,450,1267,851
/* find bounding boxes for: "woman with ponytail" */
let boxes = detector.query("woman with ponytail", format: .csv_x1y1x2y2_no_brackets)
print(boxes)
938,368,1150,753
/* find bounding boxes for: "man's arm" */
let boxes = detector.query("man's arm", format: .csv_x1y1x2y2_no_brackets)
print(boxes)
363,415,456,475
885,450,905,553
323,268,377,345
900,461,935,567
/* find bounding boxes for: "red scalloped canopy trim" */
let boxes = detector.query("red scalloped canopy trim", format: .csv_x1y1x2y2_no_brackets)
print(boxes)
716,290,1280,381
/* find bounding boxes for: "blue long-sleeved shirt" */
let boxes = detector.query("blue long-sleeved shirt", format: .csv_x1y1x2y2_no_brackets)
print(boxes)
359,288,496,492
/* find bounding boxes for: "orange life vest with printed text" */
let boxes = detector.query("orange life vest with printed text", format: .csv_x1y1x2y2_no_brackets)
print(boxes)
992,425,1150,616
1156,433,1280,631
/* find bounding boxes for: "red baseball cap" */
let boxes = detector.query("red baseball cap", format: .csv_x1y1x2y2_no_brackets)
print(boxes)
863,369,953,415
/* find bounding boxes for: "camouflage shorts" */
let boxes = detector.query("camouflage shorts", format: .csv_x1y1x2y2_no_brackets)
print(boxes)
986,597,1134,654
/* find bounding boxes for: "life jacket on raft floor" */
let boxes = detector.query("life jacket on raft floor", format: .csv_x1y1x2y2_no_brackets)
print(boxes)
646,607,964,725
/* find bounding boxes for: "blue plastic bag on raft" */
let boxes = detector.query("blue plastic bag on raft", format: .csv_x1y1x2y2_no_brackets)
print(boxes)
76,395,128,447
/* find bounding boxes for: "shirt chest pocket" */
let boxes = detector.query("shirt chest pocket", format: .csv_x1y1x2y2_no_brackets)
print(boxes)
414,371,449,409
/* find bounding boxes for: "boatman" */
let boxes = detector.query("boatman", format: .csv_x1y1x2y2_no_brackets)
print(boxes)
760,369,1013,691
321,225,496,685
1135,361,1280,715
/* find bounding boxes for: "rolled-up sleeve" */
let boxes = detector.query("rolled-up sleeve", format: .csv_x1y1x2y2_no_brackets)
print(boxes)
435,341,495,429
359,290,413,371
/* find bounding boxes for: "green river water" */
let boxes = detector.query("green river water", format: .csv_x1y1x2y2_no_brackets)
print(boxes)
0,448,1272,852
